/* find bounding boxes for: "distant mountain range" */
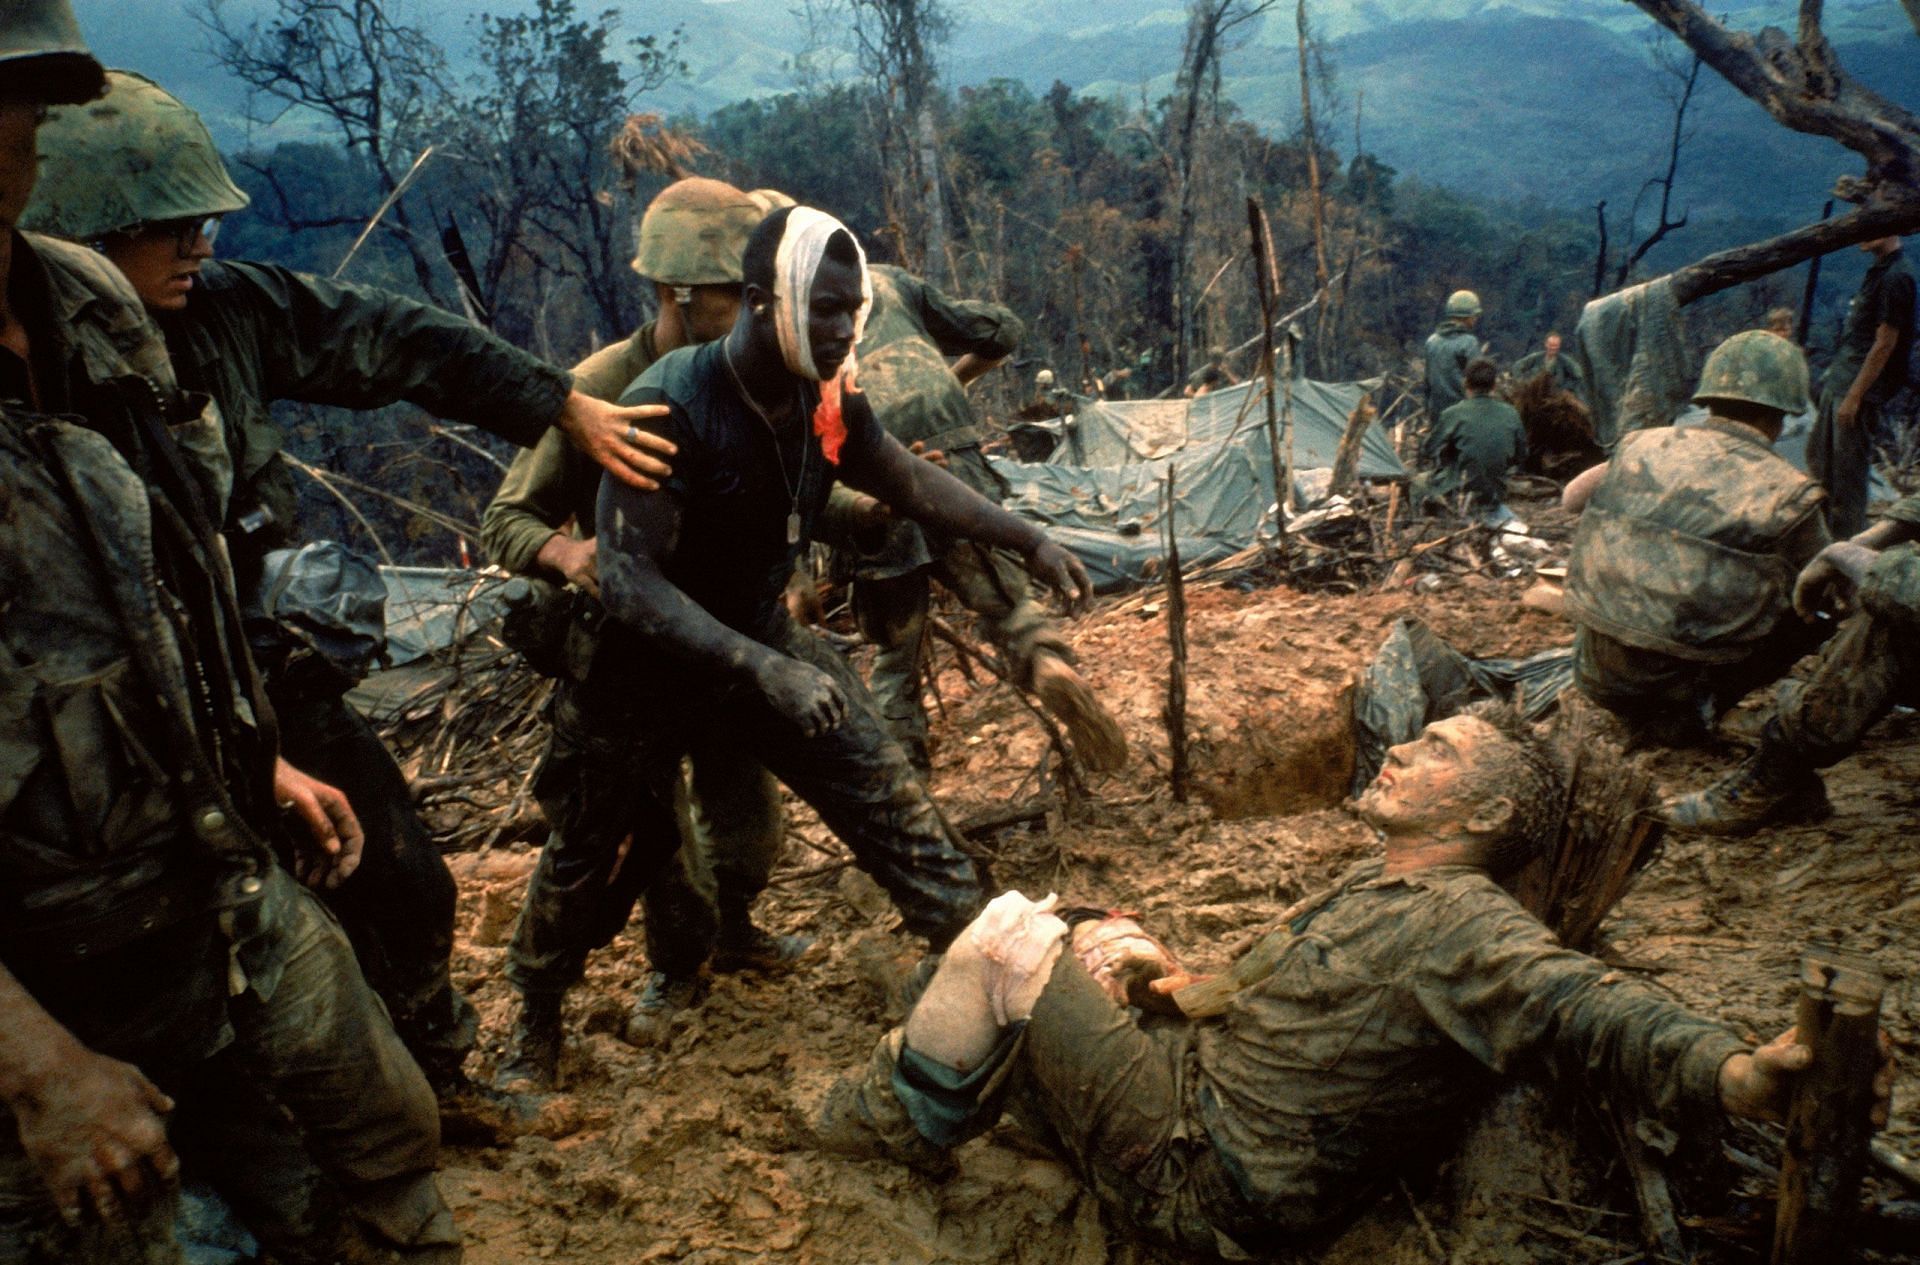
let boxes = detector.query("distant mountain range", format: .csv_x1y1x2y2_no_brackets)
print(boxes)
72,0,1920,232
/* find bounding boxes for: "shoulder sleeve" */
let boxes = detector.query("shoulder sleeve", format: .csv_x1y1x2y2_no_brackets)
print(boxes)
1410,884,1745,1134
479,429,605,574
571,329,651,403
904,271,1024,360
214,259,570,447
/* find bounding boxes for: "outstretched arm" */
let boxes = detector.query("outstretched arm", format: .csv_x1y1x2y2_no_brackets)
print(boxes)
596,475,849,735
839,400,1092,610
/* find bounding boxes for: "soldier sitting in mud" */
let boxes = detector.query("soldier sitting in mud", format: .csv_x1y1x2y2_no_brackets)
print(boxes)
810,701,1893,1260
1665,485,1920,835
1560,330,1832,746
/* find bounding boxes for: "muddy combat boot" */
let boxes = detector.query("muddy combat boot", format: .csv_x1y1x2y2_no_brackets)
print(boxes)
1029,651,1128,773
492,993,564,1093
711,919,815,975
620,971,707,1048
807,1034,958,1179
1661,728,1831,836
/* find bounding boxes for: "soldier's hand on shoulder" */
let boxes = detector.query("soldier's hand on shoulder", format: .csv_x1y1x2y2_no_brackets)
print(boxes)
13,1049,179,1228
274,756,365,890
1026,539,1093,614
757,655,848,737
555,390,678,491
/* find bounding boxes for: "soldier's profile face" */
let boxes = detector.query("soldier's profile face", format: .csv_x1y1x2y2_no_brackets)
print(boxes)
1355,714,1500,833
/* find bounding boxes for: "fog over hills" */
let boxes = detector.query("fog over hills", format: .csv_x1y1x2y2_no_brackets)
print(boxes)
70,0,1919,230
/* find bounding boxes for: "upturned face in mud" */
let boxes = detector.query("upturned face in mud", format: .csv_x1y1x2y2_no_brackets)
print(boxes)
1354,714,1511,843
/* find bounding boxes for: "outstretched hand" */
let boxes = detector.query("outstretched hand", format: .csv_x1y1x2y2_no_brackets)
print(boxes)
274,756,364,890
757,656,848,737
1718,1025,1895,1125
1026,540,1093,614
555,390,678,490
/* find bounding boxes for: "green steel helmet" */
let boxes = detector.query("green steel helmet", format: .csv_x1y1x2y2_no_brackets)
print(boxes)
1692,329,1811,415
22,69,248,240
0,0,105,104
1444,289,1483,318
630,176,765,286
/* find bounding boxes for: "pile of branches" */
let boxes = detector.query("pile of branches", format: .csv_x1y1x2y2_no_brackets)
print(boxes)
368,639,553,852
1277,486,1565,594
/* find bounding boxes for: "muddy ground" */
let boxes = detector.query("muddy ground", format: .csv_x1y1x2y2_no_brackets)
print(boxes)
431,507,1920,1265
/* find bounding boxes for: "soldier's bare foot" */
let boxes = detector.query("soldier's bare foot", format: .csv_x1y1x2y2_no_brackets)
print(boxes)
1030,653,1127,772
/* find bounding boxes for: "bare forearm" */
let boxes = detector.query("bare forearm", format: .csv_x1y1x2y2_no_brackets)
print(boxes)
952,353,1005,387
597,549,779,683
1845,326,1900,402
0,963,83,1108
1562,462,1609,513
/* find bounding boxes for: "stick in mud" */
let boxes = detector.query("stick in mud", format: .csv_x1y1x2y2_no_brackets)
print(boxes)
1162,467,1190,804
1772,945,1886,1265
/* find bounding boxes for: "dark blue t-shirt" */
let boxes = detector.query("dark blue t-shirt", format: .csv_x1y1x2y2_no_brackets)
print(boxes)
612,339,884,643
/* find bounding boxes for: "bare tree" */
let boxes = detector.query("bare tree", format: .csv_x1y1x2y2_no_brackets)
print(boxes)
1623,0,1920,306
805,0,953,281
201,0,451,302
1612,33,1702,286
1170,0,1275,384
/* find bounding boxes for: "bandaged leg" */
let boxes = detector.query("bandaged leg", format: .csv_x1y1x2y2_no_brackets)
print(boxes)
902,891,1068,1071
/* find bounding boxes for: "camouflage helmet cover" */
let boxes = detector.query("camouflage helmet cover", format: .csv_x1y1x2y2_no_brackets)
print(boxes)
1692,328,1811,415
0,0,105,104
1444,289,1483,318
23,69,248,240
631,176,767,286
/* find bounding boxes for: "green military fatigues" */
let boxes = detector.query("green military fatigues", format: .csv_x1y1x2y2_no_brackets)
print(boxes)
834,265,1061,769
1809,247,1915,538
1772,492,1920,763
480,321,787,988
1421,319,1479,458
1511,348,1587,403
1424,395,1526,508
1566,418,1832,733
0,235,447,1263
156,257,576,1083
846,862,1744,1257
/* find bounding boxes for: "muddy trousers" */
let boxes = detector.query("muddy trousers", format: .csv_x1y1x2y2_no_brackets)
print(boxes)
0,869,450,1264
847,952,1265,1259
1773,604,1920,764
1573,619,1832,735
1808,382,1881,540
852,541,1066,771
273,690,474,1083
506,623,985,1000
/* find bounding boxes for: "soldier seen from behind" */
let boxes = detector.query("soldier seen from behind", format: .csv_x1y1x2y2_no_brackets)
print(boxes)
1560,330,1832,748
1420,356,1527,526
1421,288,1482,460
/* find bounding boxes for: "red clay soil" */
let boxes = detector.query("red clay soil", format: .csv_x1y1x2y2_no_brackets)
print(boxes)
437,555,1918,1264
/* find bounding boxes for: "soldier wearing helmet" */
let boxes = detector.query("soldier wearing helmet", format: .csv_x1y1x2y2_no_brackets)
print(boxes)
23,69,679,1134
480,176,808,1087
1421,289,1483,458
2,9,469,1262
1559,329,1833,745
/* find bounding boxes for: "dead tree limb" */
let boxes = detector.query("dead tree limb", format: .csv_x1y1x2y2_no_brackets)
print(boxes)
1162,468,1191,804
1246,197,1289,532
1773,945,1887,1265
1615,46,1701,286
1328,391,1377,495
1624,0,1920,305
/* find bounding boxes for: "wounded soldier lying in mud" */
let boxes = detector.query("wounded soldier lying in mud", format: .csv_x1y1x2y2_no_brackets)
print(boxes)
808,702,1896,1260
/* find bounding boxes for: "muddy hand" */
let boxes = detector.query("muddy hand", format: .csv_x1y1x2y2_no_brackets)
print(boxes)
14,1048,178,1228
758,657,848,737
1026,540,1093,614
556,391,677,490
274,756,365,889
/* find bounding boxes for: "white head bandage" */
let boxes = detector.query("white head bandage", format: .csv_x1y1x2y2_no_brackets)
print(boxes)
770,206,872,382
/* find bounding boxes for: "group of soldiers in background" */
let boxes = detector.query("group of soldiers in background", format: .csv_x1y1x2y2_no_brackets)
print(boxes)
2,1,1912,1260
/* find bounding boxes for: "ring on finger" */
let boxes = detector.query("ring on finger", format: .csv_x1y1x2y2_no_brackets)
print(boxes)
626,423,641,446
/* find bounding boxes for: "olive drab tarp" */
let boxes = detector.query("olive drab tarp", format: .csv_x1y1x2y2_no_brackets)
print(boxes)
989,376,1406,591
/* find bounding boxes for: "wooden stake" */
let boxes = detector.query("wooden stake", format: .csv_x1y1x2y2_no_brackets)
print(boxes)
1246,197,1289,547
1772,945,1886,1265
1163,467,1191,804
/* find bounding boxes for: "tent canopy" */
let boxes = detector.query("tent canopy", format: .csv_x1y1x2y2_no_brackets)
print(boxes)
992,377,1406,591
